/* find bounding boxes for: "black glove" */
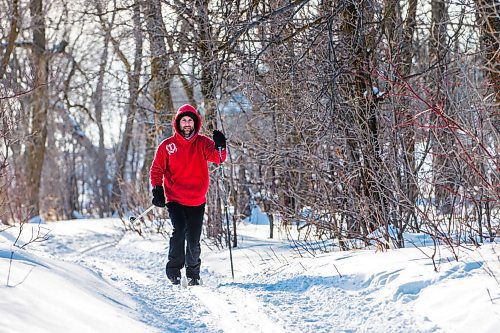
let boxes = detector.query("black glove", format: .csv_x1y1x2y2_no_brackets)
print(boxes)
213,130,226,150
152,185,166,207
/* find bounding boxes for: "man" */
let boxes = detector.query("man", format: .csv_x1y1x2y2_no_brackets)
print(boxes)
150,104,226,286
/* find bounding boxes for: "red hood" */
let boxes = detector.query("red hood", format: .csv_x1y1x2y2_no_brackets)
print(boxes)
173,104,202,136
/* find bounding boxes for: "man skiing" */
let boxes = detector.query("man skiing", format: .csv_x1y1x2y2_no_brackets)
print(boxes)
150,104,227,286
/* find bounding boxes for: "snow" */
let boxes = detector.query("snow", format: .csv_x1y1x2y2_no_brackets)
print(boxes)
1,217,499,333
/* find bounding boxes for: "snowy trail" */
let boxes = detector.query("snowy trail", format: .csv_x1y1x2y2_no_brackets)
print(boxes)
34,219,427,333
191,283,287,333
46,235,222,331
33,219,286,332
27,219,499,333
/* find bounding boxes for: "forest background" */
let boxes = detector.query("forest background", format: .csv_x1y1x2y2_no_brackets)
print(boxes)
0,0,498,253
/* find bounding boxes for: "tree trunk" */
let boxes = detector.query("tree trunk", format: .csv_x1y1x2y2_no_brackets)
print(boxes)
25,0,48,218
340,1,386,242
111,1,143,210
195,0,225,244
430,0,455,215
385,0,418,239
474,0,500,130
94,12,113,217
0,0,19,80
142,0,177,191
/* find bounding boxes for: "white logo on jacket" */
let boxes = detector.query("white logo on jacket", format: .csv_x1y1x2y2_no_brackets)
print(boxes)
166,143,177,155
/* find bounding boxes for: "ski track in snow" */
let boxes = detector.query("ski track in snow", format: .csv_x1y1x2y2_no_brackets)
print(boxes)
191,283,286,333
32,221,444,333
34,226,285,333
42,237,222,332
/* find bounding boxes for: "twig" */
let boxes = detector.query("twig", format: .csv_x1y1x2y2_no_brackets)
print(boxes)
333,262,343,278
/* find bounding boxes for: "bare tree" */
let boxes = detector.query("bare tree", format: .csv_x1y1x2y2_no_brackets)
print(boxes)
141,0,175,184
109,0,143,211
93,4,115,217
474,0,500,116
24,0,50,219
0,0,19,79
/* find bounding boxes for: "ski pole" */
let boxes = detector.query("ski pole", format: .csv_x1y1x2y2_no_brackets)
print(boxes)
129,204,155,222
218,146,235,280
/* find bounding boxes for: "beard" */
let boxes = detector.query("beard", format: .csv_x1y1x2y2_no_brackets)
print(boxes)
182,127,193,137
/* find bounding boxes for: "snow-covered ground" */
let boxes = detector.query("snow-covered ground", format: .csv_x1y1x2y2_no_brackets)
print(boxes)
1,217,499,333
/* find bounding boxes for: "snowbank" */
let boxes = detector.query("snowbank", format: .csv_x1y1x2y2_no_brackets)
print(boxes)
0,221,155,333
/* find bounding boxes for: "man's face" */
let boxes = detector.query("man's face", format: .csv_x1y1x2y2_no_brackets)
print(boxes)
180,116,195,136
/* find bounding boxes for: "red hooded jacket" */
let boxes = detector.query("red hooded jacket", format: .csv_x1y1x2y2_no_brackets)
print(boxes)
150,104,227,206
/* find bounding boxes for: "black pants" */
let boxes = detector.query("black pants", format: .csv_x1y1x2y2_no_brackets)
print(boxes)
165,202,205,279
